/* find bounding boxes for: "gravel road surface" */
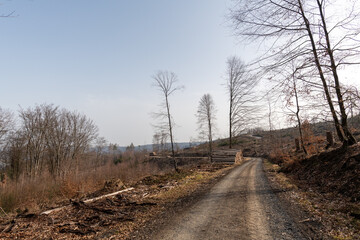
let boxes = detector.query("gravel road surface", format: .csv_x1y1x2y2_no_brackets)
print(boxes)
151,158,306,240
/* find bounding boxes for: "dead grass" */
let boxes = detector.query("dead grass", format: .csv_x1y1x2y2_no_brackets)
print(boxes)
154,166,233,201
0,158,161,214
263,159,297,190
0,163,236,239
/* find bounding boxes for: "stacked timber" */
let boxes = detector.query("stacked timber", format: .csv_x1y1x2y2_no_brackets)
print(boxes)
212,149,243,164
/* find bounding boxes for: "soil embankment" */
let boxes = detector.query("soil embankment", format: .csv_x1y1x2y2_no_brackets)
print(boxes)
268,144,360,239
285,144,360,200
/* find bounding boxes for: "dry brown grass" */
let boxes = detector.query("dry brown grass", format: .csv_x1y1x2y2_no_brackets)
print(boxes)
0,163,236,239
263,159,297,190
0,156,161,214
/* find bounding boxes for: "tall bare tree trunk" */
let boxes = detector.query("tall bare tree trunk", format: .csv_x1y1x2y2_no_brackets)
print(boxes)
229,94,233,149
293,77,307,155
165,95,177,171
208,117,213,162
316,0,356,146
297,0,346,144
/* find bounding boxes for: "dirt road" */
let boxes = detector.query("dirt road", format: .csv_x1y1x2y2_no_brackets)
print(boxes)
150,158,306,240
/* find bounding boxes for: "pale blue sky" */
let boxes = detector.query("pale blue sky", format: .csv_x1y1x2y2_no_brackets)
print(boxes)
0,0,257,146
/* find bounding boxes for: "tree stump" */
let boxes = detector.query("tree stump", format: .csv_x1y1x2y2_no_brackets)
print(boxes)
326,131,334,147
295,138,300,152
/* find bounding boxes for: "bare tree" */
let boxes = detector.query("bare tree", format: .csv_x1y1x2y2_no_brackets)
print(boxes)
94,137,107,169
282,65,310,154
6,131,25,181
342,85,360,119
0,107,13,147
196,94,216,162
152,133,161,152
19,104,55,177
230,0,360,146
266,93,274,133
152,130,169,153
66,111,98,174
45,109,98,177
152,71,183,171
0,8,15,18
0,108,15,178
18,104,98,178
226,56,258,148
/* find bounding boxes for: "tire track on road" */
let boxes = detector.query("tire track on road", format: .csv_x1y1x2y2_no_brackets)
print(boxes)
151,158,306,240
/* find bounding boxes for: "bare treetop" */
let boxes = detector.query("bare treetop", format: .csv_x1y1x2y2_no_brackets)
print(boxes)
152,71,184,97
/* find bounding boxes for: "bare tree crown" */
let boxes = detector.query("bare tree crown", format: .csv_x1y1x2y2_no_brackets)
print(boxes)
152,71,183,97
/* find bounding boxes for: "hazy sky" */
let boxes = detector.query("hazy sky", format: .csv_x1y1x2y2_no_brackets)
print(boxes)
0,0,259,146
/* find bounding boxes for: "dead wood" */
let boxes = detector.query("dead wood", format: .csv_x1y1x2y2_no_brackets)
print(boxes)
40,187,134,215
1,220,15,233
59,226,96,236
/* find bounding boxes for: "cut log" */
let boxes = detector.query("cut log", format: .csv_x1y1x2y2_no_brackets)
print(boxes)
212,150,243,164
40,187,134,215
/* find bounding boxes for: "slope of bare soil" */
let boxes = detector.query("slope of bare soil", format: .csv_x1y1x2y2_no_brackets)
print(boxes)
266,144,360,239
285,144,360,200
0,164,234,239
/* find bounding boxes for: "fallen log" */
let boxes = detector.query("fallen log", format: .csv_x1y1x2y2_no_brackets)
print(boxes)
40,187,134,215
